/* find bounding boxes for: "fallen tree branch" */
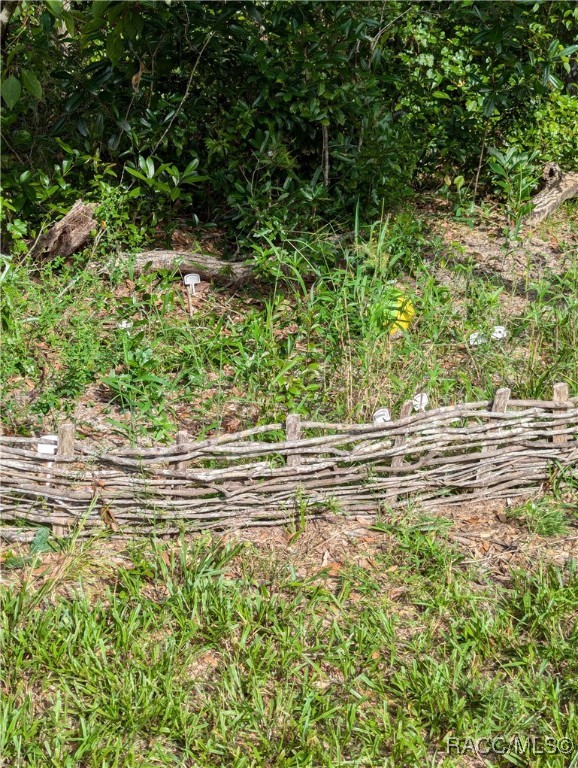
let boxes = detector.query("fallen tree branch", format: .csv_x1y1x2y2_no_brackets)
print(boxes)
125,249,256,284
28,200,255,283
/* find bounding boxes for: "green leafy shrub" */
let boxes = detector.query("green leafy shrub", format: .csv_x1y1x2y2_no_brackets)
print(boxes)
507,93,578,169
487,147,540,237
2,1,576,243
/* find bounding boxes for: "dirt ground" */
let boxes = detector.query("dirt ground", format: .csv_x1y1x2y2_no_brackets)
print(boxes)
2,497,577,595
228,500,578,579
430,202,577,292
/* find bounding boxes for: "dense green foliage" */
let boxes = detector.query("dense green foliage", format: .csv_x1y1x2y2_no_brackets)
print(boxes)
2,0,577,245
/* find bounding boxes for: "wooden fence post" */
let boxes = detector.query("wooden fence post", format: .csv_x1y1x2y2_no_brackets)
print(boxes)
286,413,301,467
477,387,510,489
391,400,413,504
176,430,189,470
57,423,75,458
492,387,511,416
553,382,569,445
54,423,74,537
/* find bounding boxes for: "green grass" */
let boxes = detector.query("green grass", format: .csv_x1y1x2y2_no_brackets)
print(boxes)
1,526,577,767
1,211,577,441
2,207,578,766
508,499,570,537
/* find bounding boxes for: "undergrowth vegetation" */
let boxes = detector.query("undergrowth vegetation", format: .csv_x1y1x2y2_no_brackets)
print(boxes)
1,1,577,440
2,4,578,765
2,210,577,441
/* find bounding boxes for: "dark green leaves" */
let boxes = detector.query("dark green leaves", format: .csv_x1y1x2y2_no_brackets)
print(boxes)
106,31,123,65
1,0,577,233
1,75,21,109
22,70,43,100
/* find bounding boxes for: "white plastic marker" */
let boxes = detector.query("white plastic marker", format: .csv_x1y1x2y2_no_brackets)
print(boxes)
37,434,58,488
470,326,507,346
183,273,201,316
373,407,392,425
491,325,507,340
37,434,58,455
412,392,429,412
117,320,133,330
469,331,486,346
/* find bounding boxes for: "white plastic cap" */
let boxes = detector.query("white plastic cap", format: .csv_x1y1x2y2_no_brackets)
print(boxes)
37,434,58,455
373,407,392,425
491,325,507,340
469,331,486,346
412,392,429,411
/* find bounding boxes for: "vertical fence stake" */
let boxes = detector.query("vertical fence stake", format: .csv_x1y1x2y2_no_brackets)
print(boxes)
286,414,301,467
391,400,413,504
492,388,511,415
54,423,75,537
58,423,75,458
477,387,510,489
176,430,189,470
552,382,569,445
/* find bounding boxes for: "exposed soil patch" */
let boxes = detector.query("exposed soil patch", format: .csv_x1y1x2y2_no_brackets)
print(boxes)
3,501,577,595
225,503,578,579
432,207,577,292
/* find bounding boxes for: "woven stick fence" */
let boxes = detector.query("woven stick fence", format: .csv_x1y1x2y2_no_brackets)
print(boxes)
1,385,577,542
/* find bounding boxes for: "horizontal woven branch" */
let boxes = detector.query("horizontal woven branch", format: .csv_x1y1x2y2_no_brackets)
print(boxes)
1,387,577,540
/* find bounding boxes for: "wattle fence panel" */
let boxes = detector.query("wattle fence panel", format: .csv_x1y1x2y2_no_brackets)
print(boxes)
1,386,577,542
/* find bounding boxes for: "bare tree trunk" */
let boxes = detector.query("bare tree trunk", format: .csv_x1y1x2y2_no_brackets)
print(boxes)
0,0,21,62
55,0,72,49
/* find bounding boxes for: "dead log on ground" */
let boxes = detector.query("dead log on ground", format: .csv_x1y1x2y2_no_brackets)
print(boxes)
125,249,256,284
30,200,98,260
526,163,578,225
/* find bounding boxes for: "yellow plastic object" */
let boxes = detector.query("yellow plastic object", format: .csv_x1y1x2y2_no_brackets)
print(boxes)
389,294,415,335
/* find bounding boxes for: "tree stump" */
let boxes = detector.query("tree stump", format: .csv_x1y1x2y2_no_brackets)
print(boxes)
526,163,578,225
30,200,98,260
